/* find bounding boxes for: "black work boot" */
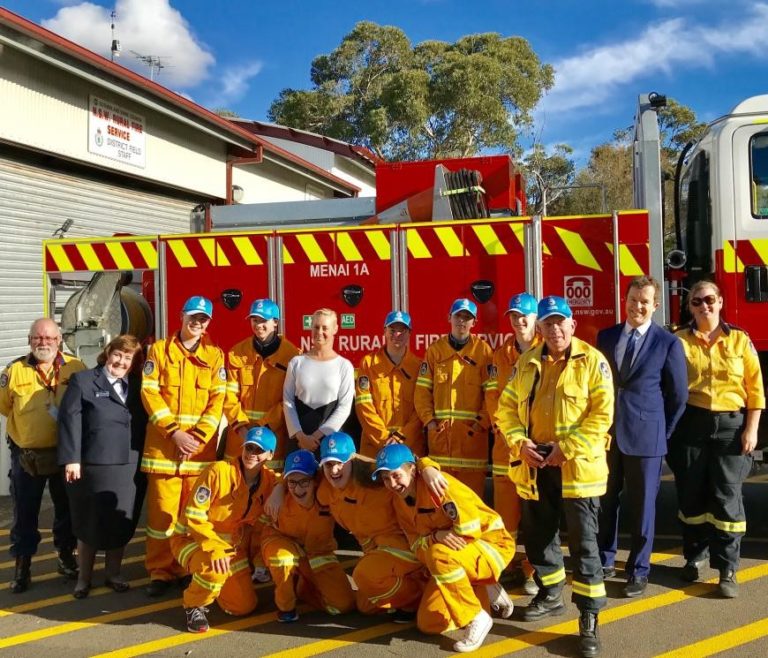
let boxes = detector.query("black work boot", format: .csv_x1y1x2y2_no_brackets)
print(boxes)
10,556,32,593
578,610,601,657
522,588,565,621
57,549,79,579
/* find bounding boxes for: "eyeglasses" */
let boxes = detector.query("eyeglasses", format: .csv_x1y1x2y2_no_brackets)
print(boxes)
691,295,718,307
285,478,313,490
29,336,59,343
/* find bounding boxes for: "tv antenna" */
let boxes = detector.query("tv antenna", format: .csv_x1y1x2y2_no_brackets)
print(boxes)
110,10,121,61
130,51,171,81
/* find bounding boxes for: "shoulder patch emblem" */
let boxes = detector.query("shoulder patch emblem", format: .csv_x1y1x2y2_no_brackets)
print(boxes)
218,367,227,381
419,362,428,376
508,365,517,381
442,500,459,522
194,486,211,505
143,361,155,376
487,364,498,378
358,375,369,390
599,361,611,379
0,372,8,388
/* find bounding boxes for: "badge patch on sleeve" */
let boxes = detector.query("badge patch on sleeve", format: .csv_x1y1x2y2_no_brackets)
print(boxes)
358,376,369,390
508,366,517,381
599,361,611,379
442,500,459,522
0,372,8,388
194,486,211,505
487,365,498,378
143,361,155,376
419,362,428,376
218,367,227,381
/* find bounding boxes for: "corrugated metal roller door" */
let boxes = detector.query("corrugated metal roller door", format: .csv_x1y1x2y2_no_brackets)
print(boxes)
0,155,197,366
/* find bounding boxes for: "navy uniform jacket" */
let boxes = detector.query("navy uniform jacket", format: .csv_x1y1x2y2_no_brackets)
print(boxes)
58,367,147,465
597,322,688,457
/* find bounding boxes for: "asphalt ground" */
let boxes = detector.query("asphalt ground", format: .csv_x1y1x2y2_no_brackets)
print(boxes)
1,468,768,657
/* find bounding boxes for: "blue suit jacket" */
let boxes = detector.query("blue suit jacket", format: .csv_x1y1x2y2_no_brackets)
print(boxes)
58,367,147,466
596,322,688,457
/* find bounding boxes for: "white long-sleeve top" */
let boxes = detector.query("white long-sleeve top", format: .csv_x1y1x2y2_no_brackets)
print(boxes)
282,354,354,437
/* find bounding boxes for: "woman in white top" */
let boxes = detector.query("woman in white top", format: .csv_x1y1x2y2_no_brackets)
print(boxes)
283,309,354,454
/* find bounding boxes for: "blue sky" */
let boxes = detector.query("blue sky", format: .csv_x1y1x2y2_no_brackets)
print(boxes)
4,0,768,163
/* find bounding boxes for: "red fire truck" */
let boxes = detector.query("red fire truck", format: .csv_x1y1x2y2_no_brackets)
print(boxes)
42,93,768,443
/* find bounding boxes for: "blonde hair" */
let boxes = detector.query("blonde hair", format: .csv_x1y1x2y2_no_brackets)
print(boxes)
312,308,338,325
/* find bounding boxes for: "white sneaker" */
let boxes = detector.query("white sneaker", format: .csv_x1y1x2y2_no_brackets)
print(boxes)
523,575,539,596
252,566,272,583
487,582,514,619
453,609,493,653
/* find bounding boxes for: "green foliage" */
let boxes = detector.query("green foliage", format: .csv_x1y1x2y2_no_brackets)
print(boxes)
268,21,553,161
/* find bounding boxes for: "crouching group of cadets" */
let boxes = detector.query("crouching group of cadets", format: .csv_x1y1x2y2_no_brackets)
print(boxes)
177,425,515,654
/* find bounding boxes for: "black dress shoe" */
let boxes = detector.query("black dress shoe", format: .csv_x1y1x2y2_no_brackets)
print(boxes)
623,576,648,598
146,579,172,597
680,558,706,582
105,577,131,593
73,583,91,599
578,610,601,657
10,556,31,594
57,550,79,579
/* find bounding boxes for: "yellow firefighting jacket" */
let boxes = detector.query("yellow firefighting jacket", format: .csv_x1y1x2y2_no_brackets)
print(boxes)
316,477,417,561
355,348,423,458
175,459,279,562
495,336,614,500
140,334,226,476
486,335,542,477
392,472,513,580
223,335,300,461
414,335,494,472
261,489,338,571
0,352,85,449
675,322,765,412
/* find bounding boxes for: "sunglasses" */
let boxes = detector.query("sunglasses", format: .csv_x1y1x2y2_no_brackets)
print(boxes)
690,295,718,307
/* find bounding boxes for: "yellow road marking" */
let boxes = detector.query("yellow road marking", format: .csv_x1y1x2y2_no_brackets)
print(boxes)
654,616,768,657
472,562,768,657
0,599,181,649
263,621,412,658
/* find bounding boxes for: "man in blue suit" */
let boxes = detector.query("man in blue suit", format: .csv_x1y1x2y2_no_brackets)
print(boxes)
596,276,688,598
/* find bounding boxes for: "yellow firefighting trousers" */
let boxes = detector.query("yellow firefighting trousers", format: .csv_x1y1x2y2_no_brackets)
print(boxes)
353,548,427,614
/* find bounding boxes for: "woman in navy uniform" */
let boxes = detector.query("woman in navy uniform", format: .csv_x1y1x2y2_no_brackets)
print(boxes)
58,335,148,598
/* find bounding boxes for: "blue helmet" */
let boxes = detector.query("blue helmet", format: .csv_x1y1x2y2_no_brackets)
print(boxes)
244,426,277,453
384,310,412,330
319,432,356,465
283,450,319,478
537,295,573,321
506,292,538,316
182,296,213,318
247,298,280,321
449,298,477,318
372,443,416,480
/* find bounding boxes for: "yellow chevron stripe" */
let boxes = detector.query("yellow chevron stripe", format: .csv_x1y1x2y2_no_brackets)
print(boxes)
297,234,328,263
334,232,363,261
77,243,103,271
556,227,601,271
199,238,217,266
434,226,464,257
282,243,295,264
366,230,390,260
47,244,74,272
136,241,158,269
167,240,196,268
216,243,230,266
618,244,644,276
751,238,768,265
106,242,133,270
406,229,431,259
473,224,507,256
511,223,526,247
232,236,263,265
722,241,744,274
543,242,552,256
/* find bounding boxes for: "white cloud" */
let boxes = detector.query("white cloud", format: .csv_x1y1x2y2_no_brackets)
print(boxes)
41,0,215,87
205,60,264,109
541,3,768,115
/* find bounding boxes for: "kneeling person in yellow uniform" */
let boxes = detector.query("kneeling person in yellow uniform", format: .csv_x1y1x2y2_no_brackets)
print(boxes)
374,444,515,653
261,450,355,623
172,426,279,633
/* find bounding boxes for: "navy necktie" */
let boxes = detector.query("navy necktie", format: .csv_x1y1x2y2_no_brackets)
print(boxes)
619,329,637,382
